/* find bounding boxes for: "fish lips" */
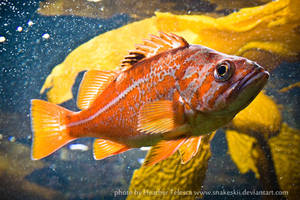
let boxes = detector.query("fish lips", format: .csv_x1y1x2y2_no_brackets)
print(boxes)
223,67,269,112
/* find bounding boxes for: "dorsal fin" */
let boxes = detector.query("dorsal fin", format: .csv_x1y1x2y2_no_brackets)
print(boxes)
77,70,117,110
121,32,189,70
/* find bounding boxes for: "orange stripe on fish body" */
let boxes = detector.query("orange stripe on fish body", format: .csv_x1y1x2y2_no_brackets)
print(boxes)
31,32,269,165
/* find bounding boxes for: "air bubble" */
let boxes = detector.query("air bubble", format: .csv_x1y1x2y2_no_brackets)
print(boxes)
0,36,6,43
27,20,34,26
16,26,23,32
42,33,50,39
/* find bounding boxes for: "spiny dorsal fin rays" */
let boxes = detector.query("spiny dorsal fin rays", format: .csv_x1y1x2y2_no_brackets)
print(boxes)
157,32,189,49
120,32,189,70
136,32,189,58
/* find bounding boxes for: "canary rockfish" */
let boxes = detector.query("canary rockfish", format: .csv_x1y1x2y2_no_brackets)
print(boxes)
31,32,269,165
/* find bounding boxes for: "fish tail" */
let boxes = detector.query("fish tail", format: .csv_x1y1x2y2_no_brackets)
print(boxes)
30,99,75,160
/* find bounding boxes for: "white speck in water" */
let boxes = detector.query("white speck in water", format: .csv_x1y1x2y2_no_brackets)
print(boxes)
50,164,56,171
8,136,16,142
42,33,50,39
27,20,34,26
140,146,151,151
0,134,3,140
60,149,69,160
16,26,23,32
69,143,89,151
0,36,5,43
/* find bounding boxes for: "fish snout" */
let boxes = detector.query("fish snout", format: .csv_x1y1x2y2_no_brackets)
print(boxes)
252,62,269,79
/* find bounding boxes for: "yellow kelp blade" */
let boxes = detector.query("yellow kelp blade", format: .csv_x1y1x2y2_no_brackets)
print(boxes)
226,130,260,178
269,123,300,199
229,91,282,137
226,91,281,180
279,81,300,93
226,124,300,200
155,0,299,58
226,91,299,199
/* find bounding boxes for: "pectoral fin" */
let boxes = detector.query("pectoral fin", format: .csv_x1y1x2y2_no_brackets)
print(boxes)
137,100,175,134
144,138,186,166
179,136,202,164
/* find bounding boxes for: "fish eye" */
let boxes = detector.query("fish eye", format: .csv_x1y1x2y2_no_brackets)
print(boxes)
214,61,234,82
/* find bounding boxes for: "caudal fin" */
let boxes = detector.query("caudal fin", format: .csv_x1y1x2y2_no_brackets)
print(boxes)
31,99,75,160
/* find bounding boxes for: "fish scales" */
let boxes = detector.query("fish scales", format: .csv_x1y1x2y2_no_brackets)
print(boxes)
68,47,188,140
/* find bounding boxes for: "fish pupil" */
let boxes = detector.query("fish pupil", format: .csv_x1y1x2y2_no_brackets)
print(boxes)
217,65,227,76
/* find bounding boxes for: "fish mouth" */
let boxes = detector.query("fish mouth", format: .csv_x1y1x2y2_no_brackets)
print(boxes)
237,67,269,94
226,67,269,111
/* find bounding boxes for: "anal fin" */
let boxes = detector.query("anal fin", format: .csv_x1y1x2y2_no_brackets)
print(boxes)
93,139,129,160
77,70,117,110
179,136,202,164
144,138,186,166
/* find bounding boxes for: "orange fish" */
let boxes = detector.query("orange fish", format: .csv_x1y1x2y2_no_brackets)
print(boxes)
31,32,269,165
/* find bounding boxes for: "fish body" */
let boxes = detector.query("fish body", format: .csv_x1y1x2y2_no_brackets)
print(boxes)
31,32,269,165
